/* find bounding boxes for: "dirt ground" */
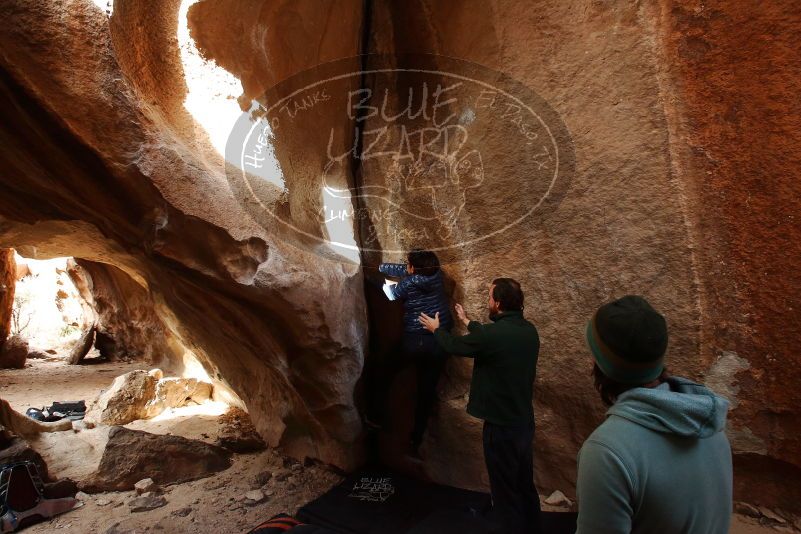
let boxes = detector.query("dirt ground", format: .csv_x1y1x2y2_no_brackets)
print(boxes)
0,358,788,533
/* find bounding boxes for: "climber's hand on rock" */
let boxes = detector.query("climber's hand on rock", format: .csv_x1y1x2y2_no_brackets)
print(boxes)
419,312,440,333
455,303,470,327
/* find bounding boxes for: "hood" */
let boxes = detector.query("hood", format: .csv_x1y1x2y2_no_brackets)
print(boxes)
607,376,729,438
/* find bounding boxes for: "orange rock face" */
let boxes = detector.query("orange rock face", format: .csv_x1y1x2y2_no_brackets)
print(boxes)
652,0,801,512
0,0,799,516
0,249,14,344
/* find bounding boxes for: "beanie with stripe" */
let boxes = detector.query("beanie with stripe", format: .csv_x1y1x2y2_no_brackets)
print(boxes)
586,295,668,384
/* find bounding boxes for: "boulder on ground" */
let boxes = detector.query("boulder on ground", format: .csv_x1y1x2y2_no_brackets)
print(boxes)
67,325,95,365
26,348,49,359
85,370,157,425
0,335,28,369
244,490,266,505
215,407,266,453
544,489,573,508
128,494,167,512
153,377,212,409
86,371,214,425
134,478,158,495
80,426,232,493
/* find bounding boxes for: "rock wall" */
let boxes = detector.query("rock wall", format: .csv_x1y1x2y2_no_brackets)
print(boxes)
67,258,181,367
0,249,14,344
0,0,367,469
651,0,801,513
186,0,801,513
359,0,701,494
0,0,798,516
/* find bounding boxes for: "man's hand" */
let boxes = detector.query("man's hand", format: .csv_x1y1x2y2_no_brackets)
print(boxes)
419,312,440,333
455,303,470,327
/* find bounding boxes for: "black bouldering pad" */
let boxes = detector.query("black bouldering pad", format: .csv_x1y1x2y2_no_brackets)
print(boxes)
297,469,577,534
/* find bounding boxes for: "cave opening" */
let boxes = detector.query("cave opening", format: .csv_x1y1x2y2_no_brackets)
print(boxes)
0,248,230,420
10,252,94,362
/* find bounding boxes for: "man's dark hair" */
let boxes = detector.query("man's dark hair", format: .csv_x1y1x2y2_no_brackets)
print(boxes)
491,278,524,311
407,249,440,276
592,363,670,406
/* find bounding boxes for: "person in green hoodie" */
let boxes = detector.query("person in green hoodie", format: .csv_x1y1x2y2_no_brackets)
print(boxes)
578,295,733,534
419,278,541,534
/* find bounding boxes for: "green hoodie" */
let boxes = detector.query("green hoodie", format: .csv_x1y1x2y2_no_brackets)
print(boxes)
576,377,733,534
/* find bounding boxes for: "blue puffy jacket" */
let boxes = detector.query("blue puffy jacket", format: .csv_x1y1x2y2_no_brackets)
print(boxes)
379,263,453,334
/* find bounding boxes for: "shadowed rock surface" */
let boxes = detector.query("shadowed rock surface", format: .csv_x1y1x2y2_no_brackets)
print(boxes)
67,259,179,366
0,0,798,518
80,426,232,493
0,0,367,471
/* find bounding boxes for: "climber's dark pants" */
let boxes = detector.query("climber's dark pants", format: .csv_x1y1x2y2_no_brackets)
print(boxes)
401,332,447,448
483,419,542,534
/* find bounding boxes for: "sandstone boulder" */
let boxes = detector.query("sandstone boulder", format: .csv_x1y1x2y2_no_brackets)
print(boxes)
87,371,216,425
0,335,28,369
544,490,573,508
86,370,158,425
68,260,182,365
215,407,266,453
153,377,212,409
80,427,232,493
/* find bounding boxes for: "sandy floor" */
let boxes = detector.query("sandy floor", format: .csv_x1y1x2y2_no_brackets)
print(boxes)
0,355,143,415
1,358,343,533
0,359,788,533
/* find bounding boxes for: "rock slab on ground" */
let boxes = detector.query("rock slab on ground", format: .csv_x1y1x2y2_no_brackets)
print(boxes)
80,426,232,493
128,494,167,512
544,490,572,508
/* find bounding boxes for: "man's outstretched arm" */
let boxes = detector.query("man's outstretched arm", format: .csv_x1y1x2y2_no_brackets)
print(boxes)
419,311,484,357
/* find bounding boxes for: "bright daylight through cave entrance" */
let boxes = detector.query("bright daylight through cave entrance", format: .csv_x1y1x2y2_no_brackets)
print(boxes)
0,1,799,533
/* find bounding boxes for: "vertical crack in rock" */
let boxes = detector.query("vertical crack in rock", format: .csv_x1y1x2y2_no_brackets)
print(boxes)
351,0,378,265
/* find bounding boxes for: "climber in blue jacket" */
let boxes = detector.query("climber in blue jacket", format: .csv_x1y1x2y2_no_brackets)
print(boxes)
379,249,453,455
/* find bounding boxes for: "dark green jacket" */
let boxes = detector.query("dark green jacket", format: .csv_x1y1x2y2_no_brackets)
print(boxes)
434,310,540,426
